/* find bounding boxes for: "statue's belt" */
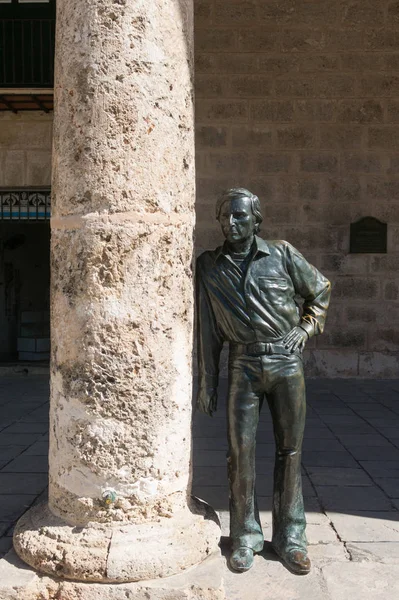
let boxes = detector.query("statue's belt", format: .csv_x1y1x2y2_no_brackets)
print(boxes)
230,341,301,357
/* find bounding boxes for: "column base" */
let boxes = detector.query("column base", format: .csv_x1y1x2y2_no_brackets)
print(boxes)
0,549,225,600
13,498,221,583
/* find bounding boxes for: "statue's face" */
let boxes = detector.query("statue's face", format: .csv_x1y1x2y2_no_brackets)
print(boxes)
219,196,257,244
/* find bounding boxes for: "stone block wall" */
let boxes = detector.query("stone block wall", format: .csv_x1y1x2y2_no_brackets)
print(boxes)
0,112,53,187
194,1,399,377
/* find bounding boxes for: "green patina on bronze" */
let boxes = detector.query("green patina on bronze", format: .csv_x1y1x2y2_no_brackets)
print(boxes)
196,187,331,574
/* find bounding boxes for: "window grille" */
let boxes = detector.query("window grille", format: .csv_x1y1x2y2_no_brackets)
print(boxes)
0,0,55,88
0,188,51,220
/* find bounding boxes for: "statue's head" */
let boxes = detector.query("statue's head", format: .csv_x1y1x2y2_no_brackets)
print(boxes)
216,188,263,244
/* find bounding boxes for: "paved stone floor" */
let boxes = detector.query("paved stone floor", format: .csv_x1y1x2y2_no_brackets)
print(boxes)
1,375,399,599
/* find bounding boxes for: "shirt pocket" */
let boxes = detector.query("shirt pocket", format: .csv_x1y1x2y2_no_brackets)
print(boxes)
258,277,289,305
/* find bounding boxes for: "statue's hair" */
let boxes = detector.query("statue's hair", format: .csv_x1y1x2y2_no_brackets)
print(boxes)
215,187,263,233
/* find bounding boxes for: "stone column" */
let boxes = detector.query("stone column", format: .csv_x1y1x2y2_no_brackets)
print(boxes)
14,0,220,583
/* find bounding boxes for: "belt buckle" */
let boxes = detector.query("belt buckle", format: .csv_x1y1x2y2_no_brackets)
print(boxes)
249,342,264,355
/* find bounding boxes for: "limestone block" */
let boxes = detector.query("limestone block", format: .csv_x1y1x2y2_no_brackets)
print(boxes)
0,120,52,150
26,151,52,186
359,352,399,378
295,99,336,122
251,99,295,122
195,99,248,122
4,151,25,186
304,350,359,377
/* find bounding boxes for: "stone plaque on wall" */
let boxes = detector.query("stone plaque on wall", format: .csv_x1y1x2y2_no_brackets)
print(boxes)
350,217,387,254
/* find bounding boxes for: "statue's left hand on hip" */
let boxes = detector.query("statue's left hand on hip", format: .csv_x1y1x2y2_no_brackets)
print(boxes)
283,326,308,353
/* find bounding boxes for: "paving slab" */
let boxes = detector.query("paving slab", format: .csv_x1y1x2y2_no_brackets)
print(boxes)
353,408,397,418
314,407,354,416
193,486,229,511
0,551,41,599
307,542,349,565
377,428,399,440
328,423,376,434
323,562,399,600
327,511,399,542
359,460,399,479
319,415,365,425
193,450,228,467
303,438,346,452
19,441,48,456
364,417,399,428
307,466,373,487
342,397,378,404
0,495,37,521
346,446,399,461
0,473,48,494
316,485,393,511
337,434,393,447
193,438,228,451
1,423,49,435
0,434,43,447
347,541,399,564
253,443,276,457
305,417,330,426
193,467,229,487
1,455,48,473
0,537,12,558
302,427,335,439
224,547,331,600
302,451,359,468
375,478,399,498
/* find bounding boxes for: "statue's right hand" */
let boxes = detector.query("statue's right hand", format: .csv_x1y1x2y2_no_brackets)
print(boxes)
197,387,218,417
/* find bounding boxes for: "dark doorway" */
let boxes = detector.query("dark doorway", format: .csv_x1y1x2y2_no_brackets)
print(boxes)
0,221,50,362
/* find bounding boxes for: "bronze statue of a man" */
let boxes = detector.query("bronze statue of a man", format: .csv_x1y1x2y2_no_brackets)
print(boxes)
196,188,331,574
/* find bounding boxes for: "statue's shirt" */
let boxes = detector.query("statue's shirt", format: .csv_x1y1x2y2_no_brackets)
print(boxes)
196,236,331,388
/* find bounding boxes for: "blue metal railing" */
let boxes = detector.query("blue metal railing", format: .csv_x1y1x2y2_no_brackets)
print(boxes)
0,189,51,220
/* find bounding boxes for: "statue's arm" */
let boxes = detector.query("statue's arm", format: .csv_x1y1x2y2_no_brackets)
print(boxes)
285,242,331,339
196,256,223,417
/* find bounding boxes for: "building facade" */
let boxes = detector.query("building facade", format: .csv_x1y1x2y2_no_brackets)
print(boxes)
0,0,53,361
1,0,399,376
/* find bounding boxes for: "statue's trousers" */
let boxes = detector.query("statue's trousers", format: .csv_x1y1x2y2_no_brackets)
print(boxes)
226,350,307,554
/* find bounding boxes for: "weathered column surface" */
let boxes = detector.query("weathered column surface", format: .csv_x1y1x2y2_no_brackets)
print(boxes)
14,0,220,583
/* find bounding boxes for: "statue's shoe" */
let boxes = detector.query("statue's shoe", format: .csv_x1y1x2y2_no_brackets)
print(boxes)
229,547,254,572
274,547,311,575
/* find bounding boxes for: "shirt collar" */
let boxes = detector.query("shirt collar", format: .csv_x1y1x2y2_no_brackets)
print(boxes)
214,235,270,262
